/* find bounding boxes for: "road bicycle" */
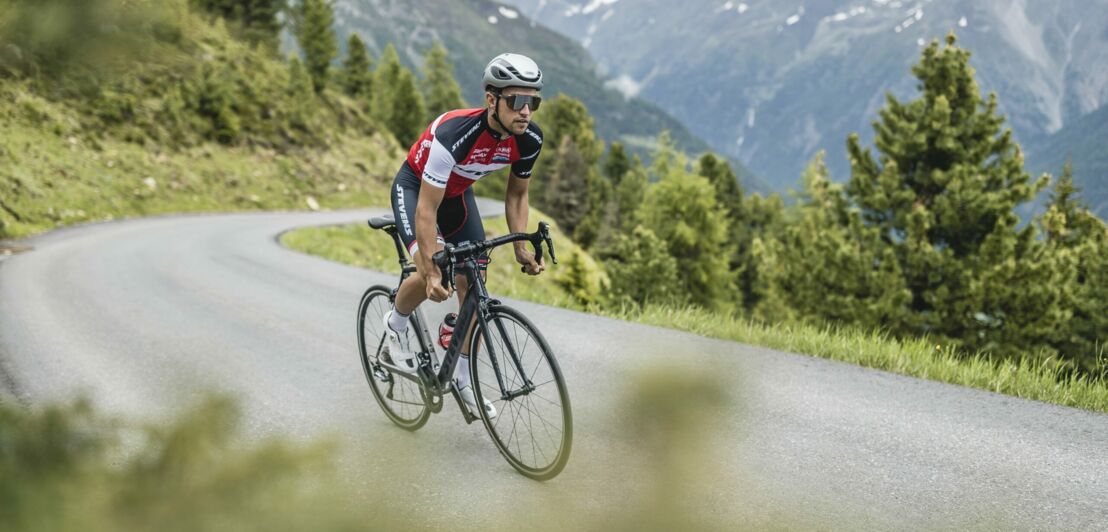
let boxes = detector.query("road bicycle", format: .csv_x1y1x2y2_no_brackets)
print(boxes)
356,215,572,480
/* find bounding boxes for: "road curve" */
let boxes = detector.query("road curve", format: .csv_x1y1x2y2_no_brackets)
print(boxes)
2,209,1107,530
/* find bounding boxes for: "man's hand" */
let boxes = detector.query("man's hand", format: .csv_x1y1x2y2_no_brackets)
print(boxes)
516,246,545,276
425,269,453,302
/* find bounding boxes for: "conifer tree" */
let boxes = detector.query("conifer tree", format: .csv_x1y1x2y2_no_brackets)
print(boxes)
294,0,336,94
1038,164,1108,371
543,136,591,236
285,56,314,132
371,44,402,126
697,153,743,222
841,33,1061,357
641,143,734,310
614,156,648,231
601,225,682,308
422,42,465,120
341,33,373,99
191,0,284,51
389,67,427,145
531,95,604,205
603,142,631,186
556,250,602,307
765,153,912,326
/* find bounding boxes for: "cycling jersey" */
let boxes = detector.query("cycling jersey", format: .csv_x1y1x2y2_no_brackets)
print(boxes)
405,108,543,198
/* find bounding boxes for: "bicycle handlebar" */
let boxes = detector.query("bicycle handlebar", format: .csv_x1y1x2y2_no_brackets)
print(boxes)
431,221,557,286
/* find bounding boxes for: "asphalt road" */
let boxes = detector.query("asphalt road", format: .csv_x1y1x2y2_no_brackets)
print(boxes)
2,209,1107,530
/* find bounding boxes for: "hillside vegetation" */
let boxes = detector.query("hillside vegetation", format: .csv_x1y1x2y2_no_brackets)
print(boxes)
0,0,399,239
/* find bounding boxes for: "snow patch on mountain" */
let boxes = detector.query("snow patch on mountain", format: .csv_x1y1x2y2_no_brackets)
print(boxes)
605,74,642,99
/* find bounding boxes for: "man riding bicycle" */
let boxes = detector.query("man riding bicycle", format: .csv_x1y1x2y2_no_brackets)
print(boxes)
382,53,547,418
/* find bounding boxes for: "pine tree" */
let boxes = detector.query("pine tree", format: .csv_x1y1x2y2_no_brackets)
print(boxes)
285,56,314,132
531,95,604,206
556,250,602,307
340,33,373,99
842,33,1061,357
371,44,402,126
1038,163,1108,372
641,143,734,310
765,153,912,327
194,64,240,144
601,225,682,308
543,136,591,236
614,156,648,231
294,0,336,94
422,41,465,120
697,153,743,222
191,0,284,51
603,142,631,186
389,67,427,146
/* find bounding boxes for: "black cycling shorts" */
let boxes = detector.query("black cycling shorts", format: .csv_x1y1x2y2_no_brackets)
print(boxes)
390,161,490,271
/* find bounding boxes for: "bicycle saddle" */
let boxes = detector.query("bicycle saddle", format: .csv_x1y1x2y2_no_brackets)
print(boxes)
368,215,395,229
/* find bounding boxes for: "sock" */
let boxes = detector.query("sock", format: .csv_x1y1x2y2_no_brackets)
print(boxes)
388,309,410,333
455,354,470,388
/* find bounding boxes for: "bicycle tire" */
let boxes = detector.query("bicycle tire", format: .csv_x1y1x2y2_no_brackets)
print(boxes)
470,305,572,480
358,285,429,431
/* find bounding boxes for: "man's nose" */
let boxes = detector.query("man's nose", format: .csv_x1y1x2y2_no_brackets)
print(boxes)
518,104,532,116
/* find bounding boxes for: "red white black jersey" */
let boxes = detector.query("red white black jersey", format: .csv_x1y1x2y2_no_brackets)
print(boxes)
405,108,543,198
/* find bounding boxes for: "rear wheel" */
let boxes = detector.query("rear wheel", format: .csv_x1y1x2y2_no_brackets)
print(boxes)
358,286,429,431
470,305,572,480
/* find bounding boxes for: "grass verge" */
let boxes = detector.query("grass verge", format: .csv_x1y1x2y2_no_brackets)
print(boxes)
283,217,1108,414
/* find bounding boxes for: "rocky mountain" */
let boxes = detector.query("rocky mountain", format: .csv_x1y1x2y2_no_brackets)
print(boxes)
503,0,1108,203
329,0,761,186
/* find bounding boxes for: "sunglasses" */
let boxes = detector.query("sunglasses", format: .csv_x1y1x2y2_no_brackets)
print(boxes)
503,94,542,111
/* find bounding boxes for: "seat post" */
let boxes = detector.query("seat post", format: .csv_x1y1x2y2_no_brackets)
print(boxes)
384,226,411,270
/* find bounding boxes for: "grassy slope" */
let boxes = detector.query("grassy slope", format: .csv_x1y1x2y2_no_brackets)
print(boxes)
0,5,399,240
0,89,397,238
284,220,1108,413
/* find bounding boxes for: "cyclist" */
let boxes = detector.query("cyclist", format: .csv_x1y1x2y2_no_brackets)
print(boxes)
382,53,547,418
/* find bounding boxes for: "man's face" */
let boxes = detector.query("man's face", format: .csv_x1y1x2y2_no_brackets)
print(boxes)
488,87,539,135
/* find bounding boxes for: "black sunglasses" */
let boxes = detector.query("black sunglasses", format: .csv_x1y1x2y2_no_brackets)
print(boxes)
503,94,542,111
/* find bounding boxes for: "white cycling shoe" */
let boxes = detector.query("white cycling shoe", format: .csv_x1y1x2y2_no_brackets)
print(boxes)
456,380,497,419
382,310,419,373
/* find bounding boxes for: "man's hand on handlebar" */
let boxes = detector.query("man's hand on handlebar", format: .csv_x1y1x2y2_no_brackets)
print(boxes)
424,268,453,302
516,246,545,276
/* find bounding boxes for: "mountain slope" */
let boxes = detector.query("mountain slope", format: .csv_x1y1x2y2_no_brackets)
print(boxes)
1026,105,1108,216
505,0,1108,196
331,0,762,187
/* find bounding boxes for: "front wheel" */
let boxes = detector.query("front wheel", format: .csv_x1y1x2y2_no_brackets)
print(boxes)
358,286,429,431
470,305,572,480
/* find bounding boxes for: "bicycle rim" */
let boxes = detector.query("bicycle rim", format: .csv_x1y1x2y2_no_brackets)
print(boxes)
470,306,572,480
358,286,429,431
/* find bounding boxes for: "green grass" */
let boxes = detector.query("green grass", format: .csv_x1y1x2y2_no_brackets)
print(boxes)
0,93,398,238
283,218,1108,414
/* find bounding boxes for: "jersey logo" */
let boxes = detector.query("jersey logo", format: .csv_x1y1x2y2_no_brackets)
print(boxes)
451,121,483,153
414,139,432,165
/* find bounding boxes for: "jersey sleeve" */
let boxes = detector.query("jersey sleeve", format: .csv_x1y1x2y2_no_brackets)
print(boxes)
421,138,455,188
511,122,544,178
422,112,486,187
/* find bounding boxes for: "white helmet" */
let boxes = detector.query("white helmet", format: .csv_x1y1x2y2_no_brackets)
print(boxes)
483,53,543,92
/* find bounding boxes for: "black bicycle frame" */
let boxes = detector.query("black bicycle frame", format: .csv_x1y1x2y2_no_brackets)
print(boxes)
381,232,533,403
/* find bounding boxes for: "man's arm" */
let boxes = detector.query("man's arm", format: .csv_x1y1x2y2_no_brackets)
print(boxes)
506,172,544,275
415,181,452,300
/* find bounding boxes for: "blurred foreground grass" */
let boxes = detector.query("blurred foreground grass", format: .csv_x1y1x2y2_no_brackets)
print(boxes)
284,220,1108,414
0,363,793,531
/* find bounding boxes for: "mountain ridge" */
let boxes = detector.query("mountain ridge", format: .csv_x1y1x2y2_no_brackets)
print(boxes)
331,0,765,189
504,0,1108,203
